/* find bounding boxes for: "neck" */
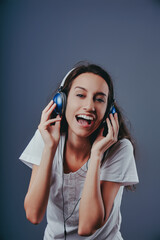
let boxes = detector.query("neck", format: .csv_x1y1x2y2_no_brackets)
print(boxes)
65,131,91,162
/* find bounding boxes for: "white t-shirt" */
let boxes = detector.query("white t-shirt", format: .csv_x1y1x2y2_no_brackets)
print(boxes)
19,129,139,240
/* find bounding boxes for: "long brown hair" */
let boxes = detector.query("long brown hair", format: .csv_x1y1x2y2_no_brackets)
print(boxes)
49,62,136,190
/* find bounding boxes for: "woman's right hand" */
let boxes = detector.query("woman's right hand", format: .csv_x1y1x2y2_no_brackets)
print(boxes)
38,100,62,148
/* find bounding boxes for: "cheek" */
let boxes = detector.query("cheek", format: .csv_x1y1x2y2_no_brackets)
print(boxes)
65,96,77,120
65,103,71,122
66,92,82,112
98,105,107,120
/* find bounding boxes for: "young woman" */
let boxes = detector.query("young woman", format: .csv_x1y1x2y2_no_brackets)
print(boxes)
19,63,139,240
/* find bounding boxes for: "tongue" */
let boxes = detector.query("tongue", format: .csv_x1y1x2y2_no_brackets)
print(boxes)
78,119,90,127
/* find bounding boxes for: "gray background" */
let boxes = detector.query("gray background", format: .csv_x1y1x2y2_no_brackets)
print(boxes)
1,0,160,239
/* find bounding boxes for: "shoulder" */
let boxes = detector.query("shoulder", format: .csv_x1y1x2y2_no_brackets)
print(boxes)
118,138,134,154
107,138,134,159
119,138,133,148
101,138,135,170
100,138,139,185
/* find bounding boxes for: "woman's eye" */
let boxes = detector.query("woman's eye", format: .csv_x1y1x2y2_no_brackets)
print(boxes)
96,98,104,103
76,94,84,98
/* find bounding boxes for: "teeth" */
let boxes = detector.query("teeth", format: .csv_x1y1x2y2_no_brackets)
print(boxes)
77,115,94,120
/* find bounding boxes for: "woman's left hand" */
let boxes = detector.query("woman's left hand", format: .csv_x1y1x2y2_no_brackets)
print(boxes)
91,113,119,159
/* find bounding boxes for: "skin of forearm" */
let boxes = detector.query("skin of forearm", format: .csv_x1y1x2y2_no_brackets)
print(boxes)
78,153,105,235
24,145,57,224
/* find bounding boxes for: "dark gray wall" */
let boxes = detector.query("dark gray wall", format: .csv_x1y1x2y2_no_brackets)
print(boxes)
1,0,160,239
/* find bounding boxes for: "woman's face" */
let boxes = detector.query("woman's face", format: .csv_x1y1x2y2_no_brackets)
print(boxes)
65,72,109,138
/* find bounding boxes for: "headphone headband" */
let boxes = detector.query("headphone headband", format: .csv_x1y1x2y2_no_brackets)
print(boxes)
60,68,75,87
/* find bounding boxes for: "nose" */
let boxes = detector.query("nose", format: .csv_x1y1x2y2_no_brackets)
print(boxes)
83,98,95,112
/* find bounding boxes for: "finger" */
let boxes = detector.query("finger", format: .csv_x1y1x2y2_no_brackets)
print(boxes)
106,118,118,146
43,100,54,113
106,118,113,135
46,103,57,115
109,114,118,137
43,117,61,127
54,117,61,129
114,113,119,129
114,113,119,138
41,103,56,122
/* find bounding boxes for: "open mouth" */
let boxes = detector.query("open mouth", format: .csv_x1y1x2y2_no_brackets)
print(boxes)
76,114,94,127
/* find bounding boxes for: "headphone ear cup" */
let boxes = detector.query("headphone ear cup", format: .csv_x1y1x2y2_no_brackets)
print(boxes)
53,91,66,115
60,92,67,115
109,104,116,115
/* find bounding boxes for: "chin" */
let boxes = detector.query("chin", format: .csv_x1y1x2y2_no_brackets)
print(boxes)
74,130,93,138
73,126,99,139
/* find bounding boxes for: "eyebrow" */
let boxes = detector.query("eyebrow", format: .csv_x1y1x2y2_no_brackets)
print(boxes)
74,86,107,97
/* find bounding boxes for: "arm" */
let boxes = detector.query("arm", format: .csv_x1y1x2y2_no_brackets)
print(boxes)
78,152,120,236
78,113,120,236
24,145,57,224
24,100,61,224
78,152,103,235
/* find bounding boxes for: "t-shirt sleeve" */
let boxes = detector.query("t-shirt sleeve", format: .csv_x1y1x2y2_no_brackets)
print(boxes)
100,138,139,186
19,129,44,168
